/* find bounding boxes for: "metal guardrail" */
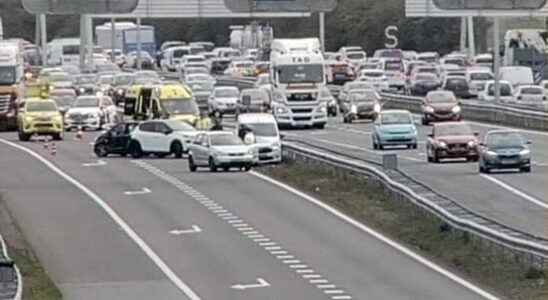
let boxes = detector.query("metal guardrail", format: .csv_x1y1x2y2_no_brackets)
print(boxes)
0,234,21,300
381,92,548,131
282,140,548,267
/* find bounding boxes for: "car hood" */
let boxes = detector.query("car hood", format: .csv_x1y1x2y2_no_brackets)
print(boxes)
25,111,60,118
490,147,525,155
429,102,457,110
67,107,101,115
438,135,477,144
254,136,280,145
215,97,238,104
211,145,251,154
76,84,95,89
379,124,415,134
170,115,198,125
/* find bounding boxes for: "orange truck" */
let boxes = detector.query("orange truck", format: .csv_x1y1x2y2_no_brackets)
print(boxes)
0,40,24,131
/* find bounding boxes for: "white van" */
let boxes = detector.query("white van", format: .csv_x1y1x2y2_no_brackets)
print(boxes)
235,113,282,164
47,38,81,66
499,66,534,87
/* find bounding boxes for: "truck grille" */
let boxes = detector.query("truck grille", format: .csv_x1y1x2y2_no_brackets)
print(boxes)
0,95,10,113
291,108,313,114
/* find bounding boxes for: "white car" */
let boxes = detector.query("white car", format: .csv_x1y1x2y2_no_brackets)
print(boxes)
188,131,255,172
128,119,199,159
224,60,255,77
254,73,272,92
65,95,117,131
358,69,390,92
478,80,514,102
209,86,240,116
235,113,282,164
466,69,494,96
343,51,367,68
512,85,547,109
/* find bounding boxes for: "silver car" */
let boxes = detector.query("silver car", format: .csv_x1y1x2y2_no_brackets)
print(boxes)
188,132,255,172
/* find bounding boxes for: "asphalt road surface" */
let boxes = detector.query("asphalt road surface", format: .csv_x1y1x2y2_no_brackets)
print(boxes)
0,130,496,300
281,116,548,239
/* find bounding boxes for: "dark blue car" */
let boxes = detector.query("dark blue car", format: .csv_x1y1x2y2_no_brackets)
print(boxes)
478,130,532,173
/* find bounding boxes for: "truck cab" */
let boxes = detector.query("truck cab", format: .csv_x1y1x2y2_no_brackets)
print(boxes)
161,46,191,72
124,84,201,126
0,42,24,130
269,38,328,129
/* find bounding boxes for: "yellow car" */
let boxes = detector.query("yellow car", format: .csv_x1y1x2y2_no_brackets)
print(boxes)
18,98,64,141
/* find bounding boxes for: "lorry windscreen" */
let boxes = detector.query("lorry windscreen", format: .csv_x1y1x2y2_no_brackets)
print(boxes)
277,64,323,84
0,66,16,85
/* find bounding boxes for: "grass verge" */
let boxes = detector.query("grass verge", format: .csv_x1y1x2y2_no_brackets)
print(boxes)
0,194,62,300
259,160,547,300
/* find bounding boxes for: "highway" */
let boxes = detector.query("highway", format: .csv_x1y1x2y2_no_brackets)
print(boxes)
0,131,495,299
281,115,548,239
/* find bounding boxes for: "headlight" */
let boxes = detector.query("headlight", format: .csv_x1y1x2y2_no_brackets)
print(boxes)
486,151,498,157
318,105,327,113
117,89,124,95
350,104,358,114
247,149,255,155
452,106,461,113
425,106,434,113
79,88,85,93
373,103,381,113
328,99,336,106
519,149,531,157
438,141,447,148
467,140,477,148
275,106,288,114
25,116,34,122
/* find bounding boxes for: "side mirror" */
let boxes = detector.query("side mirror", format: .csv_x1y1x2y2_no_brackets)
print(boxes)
428,134,434,138
164,129,173,135
474,132,479,137
526,140,532,145
280,133,286,140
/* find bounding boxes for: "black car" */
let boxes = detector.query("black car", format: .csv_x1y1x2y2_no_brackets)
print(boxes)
479,130,532,173
94,122,138,157
409,73,440,96
442,76,472,99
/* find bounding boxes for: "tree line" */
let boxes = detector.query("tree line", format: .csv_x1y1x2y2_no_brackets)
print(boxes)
1,0,468,55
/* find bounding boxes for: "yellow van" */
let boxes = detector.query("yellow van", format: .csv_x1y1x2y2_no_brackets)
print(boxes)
124,84,202,126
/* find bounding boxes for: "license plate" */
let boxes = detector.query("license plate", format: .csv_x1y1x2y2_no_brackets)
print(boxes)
501,159,516,165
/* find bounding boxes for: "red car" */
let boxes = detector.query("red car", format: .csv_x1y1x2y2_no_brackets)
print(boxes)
426,122,479,163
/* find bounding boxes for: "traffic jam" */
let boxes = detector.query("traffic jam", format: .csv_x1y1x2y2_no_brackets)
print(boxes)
0,22,537,174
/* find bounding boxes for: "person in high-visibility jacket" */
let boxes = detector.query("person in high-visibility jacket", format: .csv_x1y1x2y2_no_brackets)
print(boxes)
195,110,212,131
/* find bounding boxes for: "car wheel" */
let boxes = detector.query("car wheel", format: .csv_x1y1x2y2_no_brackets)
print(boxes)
171,141,183,158
223,167,230,172
94,144,109,158
372,140,378,150
188,156,197,172
412,143,418,149
378,144,384,150
520,166,531,173
53,132,63,141
129,141,143,159
314,123,325,129
156,153,168,158
18,131,30,142
209,157,217,172
422,117,429,126
243,164,252,172
432,150,440,163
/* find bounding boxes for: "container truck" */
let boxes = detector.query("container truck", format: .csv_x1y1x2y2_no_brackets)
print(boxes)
95,22,156,55
0,41,24,130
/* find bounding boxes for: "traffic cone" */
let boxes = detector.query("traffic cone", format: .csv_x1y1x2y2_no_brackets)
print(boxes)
75,127,83,141
50,142,57,156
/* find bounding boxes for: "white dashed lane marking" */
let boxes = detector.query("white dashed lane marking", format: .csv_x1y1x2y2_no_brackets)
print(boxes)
132,160,353,300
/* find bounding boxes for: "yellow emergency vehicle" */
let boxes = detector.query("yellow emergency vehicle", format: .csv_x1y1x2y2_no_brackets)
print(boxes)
17,98,63,141
124,84,205,126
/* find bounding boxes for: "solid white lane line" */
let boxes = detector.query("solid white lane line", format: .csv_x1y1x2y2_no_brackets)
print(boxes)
251,171,500,300
480,175,548,209
0,140,202,300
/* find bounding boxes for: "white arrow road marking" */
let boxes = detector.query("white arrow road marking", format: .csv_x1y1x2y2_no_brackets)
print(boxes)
169,225,202,235
231,278,270,290
82,160,107,167
124,187,152,196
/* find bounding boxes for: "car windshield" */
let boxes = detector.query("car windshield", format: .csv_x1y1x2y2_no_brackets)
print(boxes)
385,61,402,71
347,53,365,59
521,87,543,95
347,83,372,91
470,73,493,81
428,92,455,103
244,123,277,137
98,76,113,84
381,112,412,124
277,64,324,84
362,63,380,69
416,74,437,81
49,74,71,82
52,95,75,107
418,67,437,74
135,77,162,85
436,124,473,136
26,101,57,112
76,76,96,84
114,75,134,86
165,120,196,132
487,84,512,96
235,62,253,69
445,59,465,66
446,78,467,88
188,75,210,82
352,91,379,102
486,132,525,148
211,134,244,146
362,71,383,77
162,99,199,115
215,89,239,98
0,66,16,85
74,97,99,108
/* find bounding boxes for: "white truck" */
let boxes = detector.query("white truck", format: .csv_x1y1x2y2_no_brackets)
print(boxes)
47,38,81,66
269,38,327,129
95,22,156,56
